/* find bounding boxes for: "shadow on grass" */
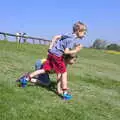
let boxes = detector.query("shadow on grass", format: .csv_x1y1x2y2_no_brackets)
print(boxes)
16,76,62,98
28,81,63,98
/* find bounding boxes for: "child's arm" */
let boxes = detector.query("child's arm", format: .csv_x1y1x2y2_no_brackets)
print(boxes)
64,44,83,54
49,35,62,50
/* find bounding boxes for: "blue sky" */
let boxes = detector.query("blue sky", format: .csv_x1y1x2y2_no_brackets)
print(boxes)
0,0,120,46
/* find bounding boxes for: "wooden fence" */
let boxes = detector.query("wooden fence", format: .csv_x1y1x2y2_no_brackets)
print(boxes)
0,32,51,45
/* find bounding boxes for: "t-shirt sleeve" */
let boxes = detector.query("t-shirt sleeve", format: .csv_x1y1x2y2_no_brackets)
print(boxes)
61,34,69,40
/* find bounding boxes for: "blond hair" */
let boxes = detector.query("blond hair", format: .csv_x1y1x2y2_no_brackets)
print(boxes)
73,21,86,33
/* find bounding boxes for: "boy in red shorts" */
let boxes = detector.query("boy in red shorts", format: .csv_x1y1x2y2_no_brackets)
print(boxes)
19,21,87,100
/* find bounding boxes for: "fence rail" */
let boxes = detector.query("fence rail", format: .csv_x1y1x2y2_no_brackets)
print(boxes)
0,32,51,45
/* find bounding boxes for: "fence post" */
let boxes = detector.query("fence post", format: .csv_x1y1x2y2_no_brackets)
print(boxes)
23,37,27,43
33,39,35,44
39,40,41,44
16,33,19,43
22,33,27,43
3,33,7,41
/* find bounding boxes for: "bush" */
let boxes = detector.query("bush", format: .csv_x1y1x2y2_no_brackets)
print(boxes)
106,44,120,51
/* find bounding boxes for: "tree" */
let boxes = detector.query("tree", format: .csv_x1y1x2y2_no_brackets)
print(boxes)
92,39,107,49
106,44,120,51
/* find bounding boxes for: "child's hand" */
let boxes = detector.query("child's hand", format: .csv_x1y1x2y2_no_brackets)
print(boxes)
75,45,83,52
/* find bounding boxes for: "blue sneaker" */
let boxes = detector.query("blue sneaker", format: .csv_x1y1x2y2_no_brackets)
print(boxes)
19,76,28,88
16,73,29,87
63,93,72,100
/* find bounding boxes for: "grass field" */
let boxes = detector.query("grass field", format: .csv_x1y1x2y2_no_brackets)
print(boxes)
0,40,120,120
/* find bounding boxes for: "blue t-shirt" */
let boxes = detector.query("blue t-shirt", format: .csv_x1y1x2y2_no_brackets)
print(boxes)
49,33,81,56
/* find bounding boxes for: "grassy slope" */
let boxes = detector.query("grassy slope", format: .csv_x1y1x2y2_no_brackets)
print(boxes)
0,40,120,120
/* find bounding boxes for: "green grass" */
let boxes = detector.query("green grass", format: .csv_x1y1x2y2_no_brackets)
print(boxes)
0,40,120,120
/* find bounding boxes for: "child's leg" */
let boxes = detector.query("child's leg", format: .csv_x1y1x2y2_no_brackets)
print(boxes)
56,73,63,94
61,71,72,100
61,71,68,92
29,69,45,79
20,69,46,82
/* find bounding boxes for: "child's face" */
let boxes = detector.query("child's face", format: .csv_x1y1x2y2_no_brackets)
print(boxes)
76,25,87,38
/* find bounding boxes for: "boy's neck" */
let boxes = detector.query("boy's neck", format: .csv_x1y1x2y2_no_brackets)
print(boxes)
72,33,78,38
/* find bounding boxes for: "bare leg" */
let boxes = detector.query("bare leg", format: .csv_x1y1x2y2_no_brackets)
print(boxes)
57,73,63,94
29,69,46,78
61,72,68,93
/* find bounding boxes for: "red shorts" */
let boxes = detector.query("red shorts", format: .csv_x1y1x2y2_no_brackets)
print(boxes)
43,53,66,73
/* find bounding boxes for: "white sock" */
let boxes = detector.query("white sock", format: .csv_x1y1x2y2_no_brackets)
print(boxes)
63,91,68,95
30,78,37,83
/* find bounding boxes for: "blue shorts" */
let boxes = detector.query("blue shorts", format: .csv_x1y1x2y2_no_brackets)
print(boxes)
37,73,51,86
